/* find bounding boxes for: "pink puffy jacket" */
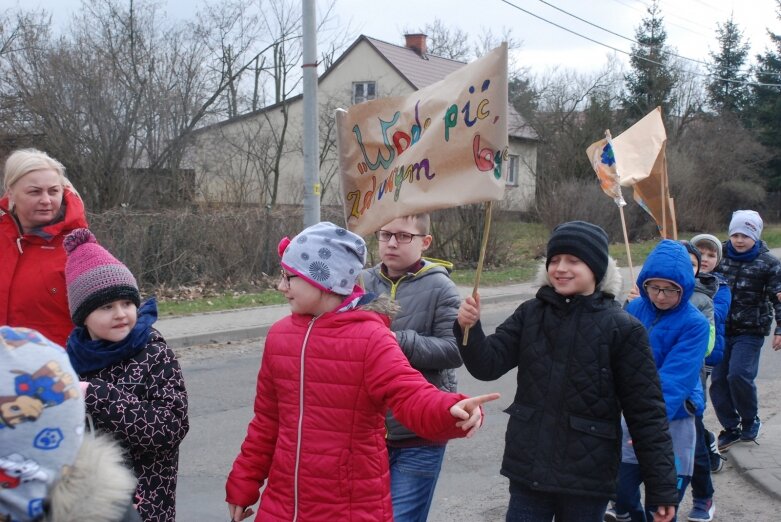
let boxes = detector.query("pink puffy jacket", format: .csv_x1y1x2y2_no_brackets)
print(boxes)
226,296,469,521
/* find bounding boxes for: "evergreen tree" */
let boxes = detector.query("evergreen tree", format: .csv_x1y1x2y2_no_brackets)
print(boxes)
509,74,538,119
749,0,781,190
622,1,678,123
708,16,751,115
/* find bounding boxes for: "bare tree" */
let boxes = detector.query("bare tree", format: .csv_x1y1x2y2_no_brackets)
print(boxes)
192,0,350,207
667,57,706,139
421,19,470,60
0,0,295,210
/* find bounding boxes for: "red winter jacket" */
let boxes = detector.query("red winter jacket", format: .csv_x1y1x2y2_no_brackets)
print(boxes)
0,190,88,346
226,296,470,521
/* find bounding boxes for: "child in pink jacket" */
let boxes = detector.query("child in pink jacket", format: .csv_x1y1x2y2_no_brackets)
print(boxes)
226,222,497,521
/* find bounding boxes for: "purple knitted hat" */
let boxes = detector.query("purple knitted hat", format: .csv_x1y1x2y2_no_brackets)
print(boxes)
63,229,140,326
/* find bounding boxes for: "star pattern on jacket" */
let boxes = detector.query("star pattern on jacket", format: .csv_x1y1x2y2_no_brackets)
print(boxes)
82,328,189,522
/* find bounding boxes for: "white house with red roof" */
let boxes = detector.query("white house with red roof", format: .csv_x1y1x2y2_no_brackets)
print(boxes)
189,34,537,212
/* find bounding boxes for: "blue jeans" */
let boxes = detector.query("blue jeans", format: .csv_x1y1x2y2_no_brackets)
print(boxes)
615,462,690,522
505,483,608,522
689,414,714,500
710,334,764,429
388,445,446,522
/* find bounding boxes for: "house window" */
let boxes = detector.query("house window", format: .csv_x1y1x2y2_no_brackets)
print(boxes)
507,154,520,186
352,81,376,104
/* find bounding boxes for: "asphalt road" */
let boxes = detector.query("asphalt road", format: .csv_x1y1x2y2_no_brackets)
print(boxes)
174,301,781,521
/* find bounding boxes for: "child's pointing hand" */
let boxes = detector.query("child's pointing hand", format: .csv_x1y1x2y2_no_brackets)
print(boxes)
450,393,501,437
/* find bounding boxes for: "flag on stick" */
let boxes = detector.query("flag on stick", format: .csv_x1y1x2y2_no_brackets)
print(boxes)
586,131,625,207
585,130,634,281
612,107,676,238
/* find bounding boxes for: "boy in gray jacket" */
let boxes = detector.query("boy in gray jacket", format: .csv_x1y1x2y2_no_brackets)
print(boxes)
361,213,461,522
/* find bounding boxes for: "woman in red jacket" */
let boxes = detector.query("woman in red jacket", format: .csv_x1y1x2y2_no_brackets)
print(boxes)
0,148,88,346
226,222,498,522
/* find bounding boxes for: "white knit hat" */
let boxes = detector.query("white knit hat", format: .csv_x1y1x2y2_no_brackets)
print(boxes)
729,210,763,242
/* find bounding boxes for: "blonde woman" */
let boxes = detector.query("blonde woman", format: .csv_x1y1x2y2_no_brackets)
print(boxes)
0,148,87,345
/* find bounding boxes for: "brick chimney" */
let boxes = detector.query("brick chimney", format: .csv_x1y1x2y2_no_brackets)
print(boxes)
404,33,427,56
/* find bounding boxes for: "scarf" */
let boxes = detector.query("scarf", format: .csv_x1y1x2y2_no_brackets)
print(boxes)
67,298,158,375
726,240,761,262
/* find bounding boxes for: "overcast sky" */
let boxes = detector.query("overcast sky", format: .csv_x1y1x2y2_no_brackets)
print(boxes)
6,0,780,75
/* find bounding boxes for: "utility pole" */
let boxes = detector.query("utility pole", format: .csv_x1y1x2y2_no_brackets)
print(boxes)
302,0,320,226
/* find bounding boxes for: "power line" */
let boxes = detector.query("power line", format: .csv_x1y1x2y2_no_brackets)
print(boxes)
533,0,768,78
499,0,781,88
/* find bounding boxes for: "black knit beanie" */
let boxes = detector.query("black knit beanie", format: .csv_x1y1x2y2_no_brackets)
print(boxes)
546,221,609,284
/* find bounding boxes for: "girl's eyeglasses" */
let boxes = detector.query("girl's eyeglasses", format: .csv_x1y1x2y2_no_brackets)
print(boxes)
280,270,298,287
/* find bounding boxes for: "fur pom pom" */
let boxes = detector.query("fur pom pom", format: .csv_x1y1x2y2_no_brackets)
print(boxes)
63,228,96,255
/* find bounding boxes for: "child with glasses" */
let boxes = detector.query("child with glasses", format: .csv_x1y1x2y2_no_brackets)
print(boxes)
361,214,461,522
225,222,499,522
615,239,710,522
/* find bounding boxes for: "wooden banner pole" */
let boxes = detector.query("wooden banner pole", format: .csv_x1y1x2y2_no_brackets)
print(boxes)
463,201,493,345
619,205,635,284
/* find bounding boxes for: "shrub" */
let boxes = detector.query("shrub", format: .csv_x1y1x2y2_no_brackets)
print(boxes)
535,178,656,241
88,205,340,291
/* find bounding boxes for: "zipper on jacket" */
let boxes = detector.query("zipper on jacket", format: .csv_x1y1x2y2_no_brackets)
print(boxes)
647,311,662,335
378,261,441,300
293,316,317,522
379,271,407,300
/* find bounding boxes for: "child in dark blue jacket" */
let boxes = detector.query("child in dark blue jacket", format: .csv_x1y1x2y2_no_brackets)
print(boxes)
709,210,781,452
616,240,710,522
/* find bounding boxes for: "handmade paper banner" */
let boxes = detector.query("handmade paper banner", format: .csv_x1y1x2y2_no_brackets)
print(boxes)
336,43,508,236
613,107,675,237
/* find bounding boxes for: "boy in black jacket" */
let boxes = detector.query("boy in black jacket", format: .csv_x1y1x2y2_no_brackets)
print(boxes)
710,210,781,451
455,221,679,522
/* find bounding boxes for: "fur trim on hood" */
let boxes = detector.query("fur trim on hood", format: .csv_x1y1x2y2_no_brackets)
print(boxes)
356,293,401,318
535,256,623,298
46,435,138,522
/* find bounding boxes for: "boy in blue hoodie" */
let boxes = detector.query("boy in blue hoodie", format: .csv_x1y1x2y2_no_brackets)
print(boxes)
615,240,710,522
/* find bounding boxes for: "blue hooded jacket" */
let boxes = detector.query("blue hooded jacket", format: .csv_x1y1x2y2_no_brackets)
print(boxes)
705,275,731,367
626,240,710,420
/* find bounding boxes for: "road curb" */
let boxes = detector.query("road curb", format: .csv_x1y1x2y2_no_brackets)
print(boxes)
478,292,534,307
165,290,536,349
166,325,274,349
724,414,781,502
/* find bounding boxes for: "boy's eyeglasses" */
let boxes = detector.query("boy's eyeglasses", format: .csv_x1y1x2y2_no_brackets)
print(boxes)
280,270,298,287
643,283,681,298
375,230,426,244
